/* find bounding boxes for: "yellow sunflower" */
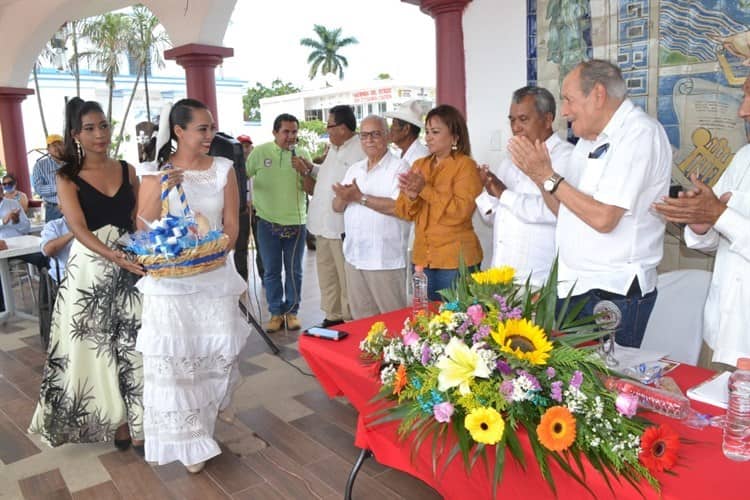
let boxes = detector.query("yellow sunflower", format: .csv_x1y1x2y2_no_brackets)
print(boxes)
491,318,553,365
464,407,505,445
537,406,577,452
366,321,386,343
471,266,515,285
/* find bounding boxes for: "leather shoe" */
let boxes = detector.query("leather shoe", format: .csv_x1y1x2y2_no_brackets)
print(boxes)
317,318,344,328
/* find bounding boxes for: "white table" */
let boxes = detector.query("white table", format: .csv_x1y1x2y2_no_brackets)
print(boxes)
0,235,42,323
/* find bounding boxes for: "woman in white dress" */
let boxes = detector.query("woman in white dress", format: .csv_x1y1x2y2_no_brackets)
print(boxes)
135,98,249,473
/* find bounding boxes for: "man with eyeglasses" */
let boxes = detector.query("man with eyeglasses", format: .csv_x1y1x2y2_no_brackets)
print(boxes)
509,59,671,349
292,105,365,328
332,115,410,319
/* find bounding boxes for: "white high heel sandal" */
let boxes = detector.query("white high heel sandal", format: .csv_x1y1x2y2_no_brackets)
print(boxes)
186,461,206,474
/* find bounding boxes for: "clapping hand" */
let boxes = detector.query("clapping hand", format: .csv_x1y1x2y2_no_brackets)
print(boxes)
478,164,506,197
398,170,425,200
507,136,554,185
332,178,363,203
652,174,729,234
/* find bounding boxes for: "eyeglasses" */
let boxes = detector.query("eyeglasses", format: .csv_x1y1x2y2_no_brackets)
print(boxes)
1,182,14,187
326,123,340,129
360,131,385,140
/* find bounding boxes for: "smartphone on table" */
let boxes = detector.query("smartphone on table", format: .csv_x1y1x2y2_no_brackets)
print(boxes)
303,327,349,341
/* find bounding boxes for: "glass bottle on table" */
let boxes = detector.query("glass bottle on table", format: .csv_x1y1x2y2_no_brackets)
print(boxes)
723,357,750,461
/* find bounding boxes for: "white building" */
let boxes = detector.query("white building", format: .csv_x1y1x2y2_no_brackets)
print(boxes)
258,80,434,140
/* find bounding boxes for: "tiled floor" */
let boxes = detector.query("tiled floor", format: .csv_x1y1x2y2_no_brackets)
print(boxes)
0,247,440,499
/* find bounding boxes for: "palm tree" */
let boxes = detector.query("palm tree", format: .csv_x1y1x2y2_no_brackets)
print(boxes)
129,4,171,123
300,25,358,80
32,39,57,137
67,20,84,96
82,13,132,123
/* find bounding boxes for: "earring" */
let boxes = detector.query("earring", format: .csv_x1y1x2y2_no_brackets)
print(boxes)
75,140,84,163
451,143,458,151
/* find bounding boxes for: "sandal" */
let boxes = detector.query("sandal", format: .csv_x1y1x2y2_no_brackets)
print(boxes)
114,424,131,451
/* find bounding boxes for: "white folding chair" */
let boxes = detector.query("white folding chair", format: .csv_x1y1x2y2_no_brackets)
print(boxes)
641,270,712,365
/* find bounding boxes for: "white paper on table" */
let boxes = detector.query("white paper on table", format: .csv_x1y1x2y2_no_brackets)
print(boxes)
687,371,730,409
613,346,669,371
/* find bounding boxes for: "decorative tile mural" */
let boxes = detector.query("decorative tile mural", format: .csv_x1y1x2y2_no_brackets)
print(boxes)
529,0,750,187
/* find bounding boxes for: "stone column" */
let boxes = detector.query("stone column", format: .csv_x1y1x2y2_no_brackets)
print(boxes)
0,87,34,195
415,0,472,117
164,44,234,127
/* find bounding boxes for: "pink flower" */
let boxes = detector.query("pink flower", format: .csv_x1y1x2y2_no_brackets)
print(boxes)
433,402,454,423
616,393,639,417
466,304,485,326
402,330,419,346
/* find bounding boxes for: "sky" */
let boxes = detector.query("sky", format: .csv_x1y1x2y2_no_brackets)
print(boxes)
220,0,436,89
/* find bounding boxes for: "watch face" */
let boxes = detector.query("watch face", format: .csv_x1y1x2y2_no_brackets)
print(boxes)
543,179,554,192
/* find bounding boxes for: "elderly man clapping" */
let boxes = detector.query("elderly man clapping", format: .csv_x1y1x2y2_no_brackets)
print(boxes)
332,115,410,319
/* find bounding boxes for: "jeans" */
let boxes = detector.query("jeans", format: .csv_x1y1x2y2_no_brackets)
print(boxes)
561,284,658,348
45,203,63,222
423,265,479,302
256,217,306,316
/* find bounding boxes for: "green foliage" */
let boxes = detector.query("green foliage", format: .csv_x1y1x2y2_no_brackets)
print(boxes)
300,119,326,136
242,79,300,121
300,24,359,80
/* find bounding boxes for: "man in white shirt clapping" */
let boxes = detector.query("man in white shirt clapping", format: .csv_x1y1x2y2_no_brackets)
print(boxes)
476,86,574,287
332,115,410,319
509,59,672,348
654,75,750,369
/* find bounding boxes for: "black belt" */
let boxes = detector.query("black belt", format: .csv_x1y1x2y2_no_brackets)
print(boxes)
595,278,644,300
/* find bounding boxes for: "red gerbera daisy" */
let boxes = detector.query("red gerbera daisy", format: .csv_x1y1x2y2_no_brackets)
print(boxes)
639,424,680,473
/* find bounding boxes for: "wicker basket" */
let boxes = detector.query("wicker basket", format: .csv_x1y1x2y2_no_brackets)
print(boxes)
133,173,229,278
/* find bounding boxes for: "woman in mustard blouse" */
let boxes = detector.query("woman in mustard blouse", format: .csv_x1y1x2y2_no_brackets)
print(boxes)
394,104,483,300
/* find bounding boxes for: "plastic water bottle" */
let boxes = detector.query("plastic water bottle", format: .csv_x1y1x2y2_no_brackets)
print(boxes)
412,266,429,316
604,376,690,419
723,358,750,461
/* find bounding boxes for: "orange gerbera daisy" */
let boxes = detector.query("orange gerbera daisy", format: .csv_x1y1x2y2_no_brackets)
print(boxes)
639,424,680,473
536,406,576,452
393,364,408,395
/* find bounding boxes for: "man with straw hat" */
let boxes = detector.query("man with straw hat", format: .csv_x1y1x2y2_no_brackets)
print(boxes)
32,134,65,222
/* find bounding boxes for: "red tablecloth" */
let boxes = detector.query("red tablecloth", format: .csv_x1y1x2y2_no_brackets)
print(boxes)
299,309,749,500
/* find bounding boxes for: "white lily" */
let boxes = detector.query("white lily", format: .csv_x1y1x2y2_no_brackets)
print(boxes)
436,337,492,395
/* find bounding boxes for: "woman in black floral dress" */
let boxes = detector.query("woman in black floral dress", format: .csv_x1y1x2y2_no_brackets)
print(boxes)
29,98,145,450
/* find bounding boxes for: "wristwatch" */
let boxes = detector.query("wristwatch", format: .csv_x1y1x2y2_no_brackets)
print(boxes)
359,195,368,206
543,173,564,194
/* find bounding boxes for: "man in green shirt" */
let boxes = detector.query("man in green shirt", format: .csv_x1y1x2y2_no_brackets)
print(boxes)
246,114,312,332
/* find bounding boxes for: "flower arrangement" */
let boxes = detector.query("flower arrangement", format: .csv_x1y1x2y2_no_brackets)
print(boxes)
360,263,679,496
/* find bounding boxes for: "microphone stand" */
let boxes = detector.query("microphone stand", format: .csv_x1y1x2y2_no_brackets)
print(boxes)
239,296,280,355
